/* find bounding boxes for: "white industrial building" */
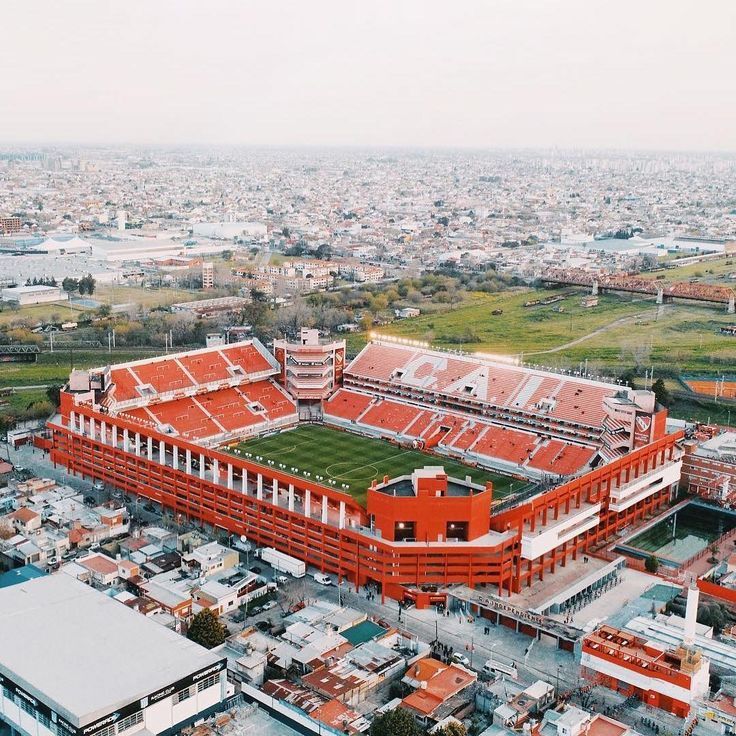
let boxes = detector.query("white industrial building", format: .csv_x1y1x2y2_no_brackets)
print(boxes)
0,285,65,305
191,222,267,241
0,575,229,736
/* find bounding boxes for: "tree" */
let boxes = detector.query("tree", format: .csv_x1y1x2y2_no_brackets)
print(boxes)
651,378,671,407
187,609,227,649
78,274,96,296
221,249,233,261
434,722,468,736
62,277,79,293
315,243,332,260
46,385,62,407
370,708,421,736
619,370,637,389
644,555,659,574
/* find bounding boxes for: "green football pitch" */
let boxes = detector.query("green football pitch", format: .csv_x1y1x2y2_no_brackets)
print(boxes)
228,424,517,507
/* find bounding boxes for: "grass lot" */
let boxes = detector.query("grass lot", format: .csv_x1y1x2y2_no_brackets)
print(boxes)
345,287,736,378
641,257,736,286
0,286,211,327
0,348,166,387
551,303,736,376
94,284,208,308
668,395,736,425
0,301,90,327
228,424,516,507
350,289,649,357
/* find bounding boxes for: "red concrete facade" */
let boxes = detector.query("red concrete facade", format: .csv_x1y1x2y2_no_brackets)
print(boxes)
48,390,682,603
367,472,493,543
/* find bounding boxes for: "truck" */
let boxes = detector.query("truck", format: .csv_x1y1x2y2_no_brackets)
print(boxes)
312,573,332,586
259,547,306,578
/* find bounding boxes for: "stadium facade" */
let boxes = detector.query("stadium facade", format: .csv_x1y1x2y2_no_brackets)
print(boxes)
45,333,682,604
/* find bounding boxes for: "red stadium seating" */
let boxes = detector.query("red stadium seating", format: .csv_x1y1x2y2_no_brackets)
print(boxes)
132,359,194,396
527,439,596,475
403,410,435,438
196,388,261,432
472,426,539,466
221,344,273,375
178,351,232,384
136,397,221,439
324,389,374,422
360,399,423,435
241,381,297,421
109,367,143,403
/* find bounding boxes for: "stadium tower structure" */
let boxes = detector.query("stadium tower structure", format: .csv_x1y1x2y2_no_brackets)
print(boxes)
45,336,683,605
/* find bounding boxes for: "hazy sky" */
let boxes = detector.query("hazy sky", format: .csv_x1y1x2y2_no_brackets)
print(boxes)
2,0,735,150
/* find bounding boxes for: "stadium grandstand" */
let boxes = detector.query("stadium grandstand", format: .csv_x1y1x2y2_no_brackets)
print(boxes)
45,334,683,606
327,340,667,478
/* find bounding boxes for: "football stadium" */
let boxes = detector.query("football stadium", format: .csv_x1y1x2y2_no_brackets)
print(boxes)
45,328,683,605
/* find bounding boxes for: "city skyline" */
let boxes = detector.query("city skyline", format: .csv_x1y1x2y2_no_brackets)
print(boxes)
2,0,735,151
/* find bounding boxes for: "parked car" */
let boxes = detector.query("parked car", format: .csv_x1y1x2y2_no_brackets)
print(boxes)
451,652,471,667
274,575,289,584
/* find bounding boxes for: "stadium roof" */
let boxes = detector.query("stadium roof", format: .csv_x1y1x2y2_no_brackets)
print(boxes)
0,574,222,727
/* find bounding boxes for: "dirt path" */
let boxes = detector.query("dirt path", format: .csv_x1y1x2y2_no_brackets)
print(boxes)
525,306,663,356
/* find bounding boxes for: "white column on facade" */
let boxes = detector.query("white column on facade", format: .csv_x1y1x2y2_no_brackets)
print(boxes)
304,489,311,518
227,464,234,490
199,454,205,480
89,417,96,441
159,441,165,465
70,411,76,431
185,449,192,474
135,433,142,457
321,495,328,524
147,436,153,458
123,428,129,452
256,474,263,500
100,421,107,445
78,414,85,434
288,484,295,512
339,501,346,529
213,459,220,485
172,445,179,470
112,424,118,448
272,479,278,506
241,469,248,494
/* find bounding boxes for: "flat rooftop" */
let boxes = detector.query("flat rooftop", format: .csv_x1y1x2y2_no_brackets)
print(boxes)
0,574,222,727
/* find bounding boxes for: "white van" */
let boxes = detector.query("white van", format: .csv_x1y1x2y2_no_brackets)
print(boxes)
482,659,518,680
312,573,332,586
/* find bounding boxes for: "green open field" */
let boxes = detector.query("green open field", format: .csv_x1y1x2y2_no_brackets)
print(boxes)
0,348,166,388
641,257,736,286
228,424,517,507
348,289,648,355
0,300,90,327
94,284,207,308
0,285,209,327
551,303,736,376
345,287,736,379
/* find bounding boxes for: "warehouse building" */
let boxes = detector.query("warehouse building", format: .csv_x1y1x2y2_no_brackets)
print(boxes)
0,574,228,736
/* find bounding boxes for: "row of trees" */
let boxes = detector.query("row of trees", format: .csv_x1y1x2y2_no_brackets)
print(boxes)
61,274,96,295
25,276,58,287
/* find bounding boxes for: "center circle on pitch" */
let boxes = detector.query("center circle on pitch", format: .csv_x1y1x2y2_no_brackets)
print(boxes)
325,462,379,482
